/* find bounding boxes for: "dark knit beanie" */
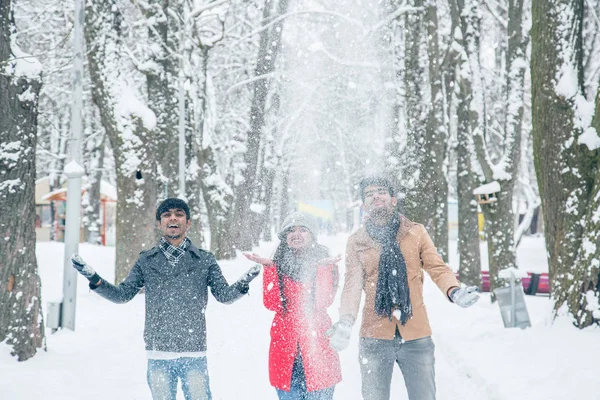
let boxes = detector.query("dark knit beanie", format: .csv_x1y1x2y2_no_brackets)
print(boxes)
359,176,395,201
156,198,191,221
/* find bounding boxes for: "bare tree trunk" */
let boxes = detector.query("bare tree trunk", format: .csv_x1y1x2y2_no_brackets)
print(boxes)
142,0,179,198
185,43,210,248
187,42,235,257
453,0,483,287
85,0,159,283
45,98,68,241
279,166,291,225
84,125,105,245
385,1,449,258
471,0,526,293
260,166,277,242
199,145,234,259
399,0,426,206
456,108,483,287
0,0,45,361
531,0,600,327
229,0,289,251
420,0,449,258
185,149,204,246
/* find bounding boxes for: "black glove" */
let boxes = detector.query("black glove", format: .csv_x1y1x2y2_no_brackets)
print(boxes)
235,265,261,294
71,254,101,286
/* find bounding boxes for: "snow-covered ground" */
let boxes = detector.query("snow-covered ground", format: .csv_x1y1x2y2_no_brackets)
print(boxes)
1,234,599,400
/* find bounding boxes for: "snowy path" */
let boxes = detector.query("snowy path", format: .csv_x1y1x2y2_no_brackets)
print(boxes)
207,245,497,400
2,237,599,400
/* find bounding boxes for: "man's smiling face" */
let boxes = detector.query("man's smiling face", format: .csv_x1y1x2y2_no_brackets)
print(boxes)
158,208,191,240
362,185,397,218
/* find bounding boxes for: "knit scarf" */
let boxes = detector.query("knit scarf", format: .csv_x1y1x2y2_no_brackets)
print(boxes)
159,236,190,267
366,214,412,325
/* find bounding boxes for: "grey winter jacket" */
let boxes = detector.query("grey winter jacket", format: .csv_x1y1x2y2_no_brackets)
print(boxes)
92,241,246,352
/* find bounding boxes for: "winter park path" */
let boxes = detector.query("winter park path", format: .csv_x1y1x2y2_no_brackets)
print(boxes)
2,237,596,400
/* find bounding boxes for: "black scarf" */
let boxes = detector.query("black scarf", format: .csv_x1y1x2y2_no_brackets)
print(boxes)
366,214,412,325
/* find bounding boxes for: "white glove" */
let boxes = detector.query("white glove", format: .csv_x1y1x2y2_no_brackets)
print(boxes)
326,316,353,352
71,254,102,286
450,286,480,308
71,254,97,279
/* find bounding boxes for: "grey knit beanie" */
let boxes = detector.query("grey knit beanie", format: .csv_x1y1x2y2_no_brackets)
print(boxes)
278,211,319,240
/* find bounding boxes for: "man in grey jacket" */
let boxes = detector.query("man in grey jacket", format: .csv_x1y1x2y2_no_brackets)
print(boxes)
71,198,260,400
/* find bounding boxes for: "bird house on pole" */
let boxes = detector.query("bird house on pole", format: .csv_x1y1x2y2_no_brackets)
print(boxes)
473,181,501,205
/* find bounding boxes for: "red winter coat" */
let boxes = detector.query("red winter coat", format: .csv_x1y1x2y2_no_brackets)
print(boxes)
263,263,342,392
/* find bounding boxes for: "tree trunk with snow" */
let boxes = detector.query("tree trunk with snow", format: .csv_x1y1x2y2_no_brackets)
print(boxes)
229,0,289,252
398,0,426,209
83,127,105,245
184,153,204,247
474,0,526,293
198,144,235,259
453,0,483,287
85,0,159,283
184,44,207,248
142,0,180,198
391,0,449,259
259,166,277,242
279,166,291,226
0,0,45,361
188,42,235,256
531,0,600,327
416,0,449,259
456,111,483,287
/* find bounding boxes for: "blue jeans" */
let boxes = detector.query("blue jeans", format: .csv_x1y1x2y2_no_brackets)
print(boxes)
359,334,436,400
276,351,335,400
276,387,334,400
147,357,212,400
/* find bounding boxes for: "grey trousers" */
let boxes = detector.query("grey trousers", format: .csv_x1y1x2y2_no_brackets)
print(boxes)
358,334,436,400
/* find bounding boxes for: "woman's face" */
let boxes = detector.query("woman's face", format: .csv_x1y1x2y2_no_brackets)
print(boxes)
286,226,313,250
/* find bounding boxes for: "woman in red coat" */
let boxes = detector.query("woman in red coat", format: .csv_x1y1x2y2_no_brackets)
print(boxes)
245,212,342,400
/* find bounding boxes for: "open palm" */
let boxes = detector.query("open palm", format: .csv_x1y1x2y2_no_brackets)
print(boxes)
243,252,274,266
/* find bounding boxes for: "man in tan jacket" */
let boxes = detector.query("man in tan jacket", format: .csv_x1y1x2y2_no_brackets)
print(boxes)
326,177,479,400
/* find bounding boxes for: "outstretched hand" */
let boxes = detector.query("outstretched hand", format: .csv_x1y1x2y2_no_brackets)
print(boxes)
243,252,274,266
450,286,480,308
317,255,342,266
326,315,353,352
71,254,101,286
71,254,96,279
235,265,262,295
241,265,261,283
